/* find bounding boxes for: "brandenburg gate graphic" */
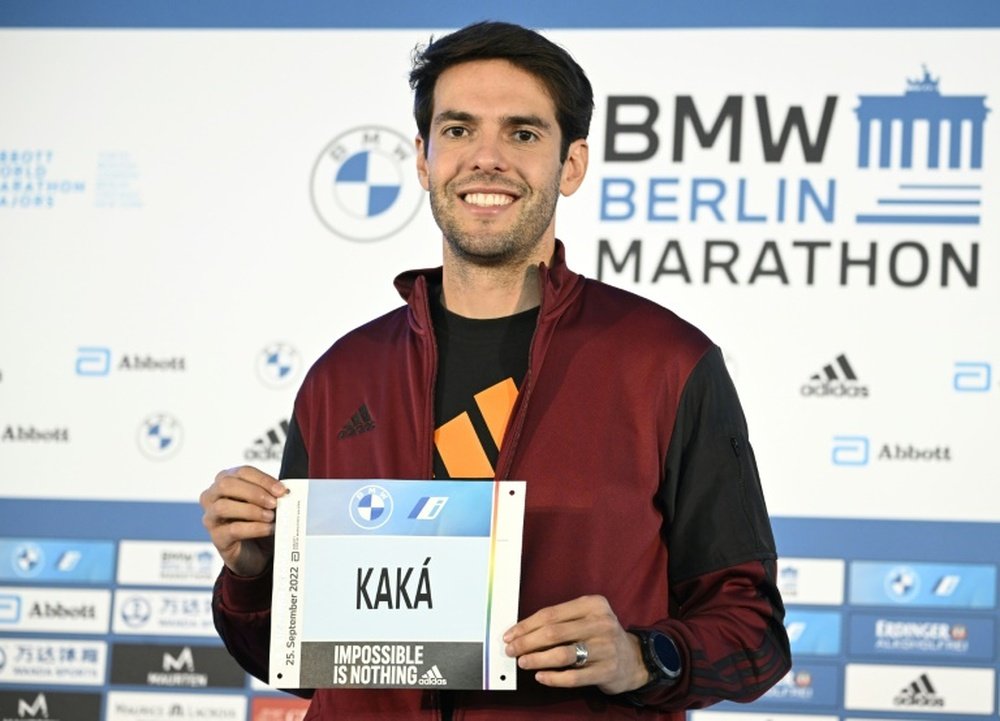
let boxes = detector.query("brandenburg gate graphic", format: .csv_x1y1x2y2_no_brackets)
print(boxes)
854,68,989,225
856,67,989,169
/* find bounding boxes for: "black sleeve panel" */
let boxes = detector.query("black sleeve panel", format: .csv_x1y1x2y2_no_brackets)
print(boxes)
660,346,778,582
279,411,309,480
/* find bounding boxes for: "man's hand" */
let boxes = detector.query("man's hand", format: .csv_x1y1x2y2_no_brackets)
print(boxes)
503,595,649,695
199,465,286,577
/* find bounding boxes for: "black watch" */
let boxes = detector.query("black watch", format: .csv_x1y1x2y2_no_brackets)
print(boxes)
631,628,682,688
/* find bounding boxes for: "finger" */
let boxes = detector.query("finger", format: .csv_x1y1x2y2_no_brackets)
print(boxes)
215,466,285,497
515,640,589,671
505,618,593,658
207,474,283,511
504,596,597,642
204,497,276,529
533,666,600,689
212,520,276,552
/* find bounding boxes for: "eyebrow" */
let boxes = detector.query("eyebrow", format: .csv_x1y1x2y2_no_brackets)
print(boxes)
431,110,553,132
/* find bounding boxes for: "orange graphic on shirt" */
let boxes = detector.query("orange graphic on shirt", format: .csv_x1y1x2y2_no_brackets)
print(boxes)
434,377,519,478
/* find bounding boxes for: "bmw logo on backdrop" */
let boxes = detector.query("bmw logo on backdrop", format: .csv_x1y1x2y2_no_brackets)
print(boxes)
310,126,424,242
136,413,184,460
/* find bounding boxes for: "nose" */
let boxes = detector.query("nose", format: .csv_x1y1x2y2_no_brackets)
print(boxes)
469,131,508,173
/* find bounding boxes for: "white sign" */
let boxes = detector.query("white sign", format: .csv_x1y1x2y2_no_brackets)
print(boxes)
0,587,110,634
844,663,995,715
269,479,525,690
112,589,215,636
117,540,221,587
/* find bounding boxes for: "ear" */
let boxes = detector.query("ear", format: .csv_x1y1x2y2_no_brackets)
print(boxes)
415,135,430,191
559,138,589,197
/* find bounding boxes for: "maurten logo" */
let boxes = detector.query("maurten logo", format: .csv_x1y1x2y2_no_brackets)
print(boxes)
311,126,424,242
894,672,944,707
17,694,48,719
801,354,868,398
350,485,393,530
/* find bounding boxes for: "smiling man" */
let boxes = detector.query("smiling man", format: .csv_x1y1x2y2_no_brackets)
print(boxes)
201,21,791,720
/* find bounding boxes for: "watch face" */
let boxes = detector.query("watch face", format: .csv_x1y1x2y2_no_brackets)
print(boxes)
650,631,682,676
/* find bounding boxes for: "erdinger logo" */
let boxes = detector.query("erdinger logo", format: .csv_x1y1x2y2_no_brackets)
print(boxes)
311,127,424,242
349,485,393,530
136,413,183,460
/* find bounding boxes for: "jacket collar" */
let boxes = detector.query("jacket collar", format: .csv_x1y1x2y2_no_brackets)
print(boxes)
393,239,583,334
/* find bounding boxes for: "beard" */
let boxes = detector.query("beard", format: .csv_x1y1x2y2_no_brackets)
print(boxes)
428,172,561,268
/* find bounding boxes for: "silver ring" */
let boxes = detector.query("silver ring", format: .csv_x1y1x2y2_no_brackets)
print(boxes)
573,641,589,668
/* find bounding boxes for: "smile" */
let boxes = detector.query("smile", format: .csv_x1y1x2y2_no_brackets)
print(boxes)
462,192,515,207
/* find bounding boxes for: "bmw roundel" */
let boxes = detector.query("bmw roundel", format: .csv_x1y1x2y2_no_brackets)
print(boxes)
349,484,394,530
310,126,424,242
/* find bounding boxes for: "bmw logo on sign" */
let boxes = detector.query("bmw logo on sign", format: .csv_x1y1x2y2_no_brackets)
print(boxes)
311,127,424,242
349,485,394,530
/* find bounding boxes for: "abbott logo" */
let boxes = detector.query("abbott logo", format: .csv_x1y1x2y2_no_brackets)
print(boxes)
75,346,111,376
832,435,869,465
18,693,48,718
953,362,991,392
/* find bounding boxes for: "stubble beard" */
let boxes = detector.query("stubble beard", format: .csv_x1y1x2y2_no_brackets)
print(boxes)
429,173,561,269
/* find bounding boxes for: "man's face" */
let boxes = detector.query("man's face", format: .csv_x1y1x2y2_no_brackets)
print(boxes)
416,58,587,268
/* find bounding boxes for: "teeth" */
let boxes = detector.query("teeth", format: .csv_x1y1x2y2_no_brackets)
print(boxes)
464,193,513,207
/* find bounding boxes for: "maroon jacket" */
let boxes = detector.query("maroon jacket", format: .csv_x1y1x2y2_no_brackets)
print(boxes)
213,242,791,719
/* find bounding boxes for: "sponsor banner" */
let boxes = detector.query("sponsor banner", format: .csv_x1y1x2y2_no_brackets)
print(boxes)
116,540,221,587
250,696,311,721
760,664,840,707
849,561,996,608
844,663,996,715
0,690,102,721
777,558,845,605
0,586,110,633
112,590,214,636
110,643,246,689
784,610,841,656
691,714,839,721
298,641,479,689
849,612,994,660
105,691,246,721
0,539,114,583
0,639,107,686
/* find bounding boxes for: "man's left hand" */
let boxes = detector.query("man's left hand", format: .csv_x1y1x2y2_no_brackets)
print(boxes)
503,595,649,694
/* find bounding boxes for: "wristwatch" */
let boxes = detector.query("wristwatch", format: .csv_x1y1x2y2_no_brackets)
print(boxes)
630,628,682,688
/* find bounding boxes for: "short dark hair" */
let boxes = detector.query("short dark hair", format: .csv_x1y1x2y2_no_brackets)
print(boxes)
409,21,594,162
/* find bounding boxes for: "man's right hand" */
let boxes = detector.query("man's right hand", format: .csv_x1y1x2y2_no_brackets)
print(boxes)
200,465,286,578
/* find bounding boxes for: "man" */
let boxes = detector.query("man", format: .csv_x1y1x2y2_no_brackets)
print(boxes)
200,21,791,720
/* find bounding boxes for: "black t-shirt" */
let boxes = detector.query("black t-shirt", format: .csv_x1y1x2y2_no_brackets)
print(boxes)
430,290,537,479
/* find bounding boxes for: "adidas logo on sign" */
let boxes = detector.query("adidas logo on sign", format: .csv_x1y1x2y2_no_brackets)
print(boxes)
800,354,869,398
418,664,448,686
245,419,289,462
339,404,376,439
893,673,944,707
